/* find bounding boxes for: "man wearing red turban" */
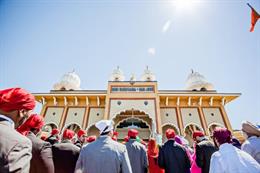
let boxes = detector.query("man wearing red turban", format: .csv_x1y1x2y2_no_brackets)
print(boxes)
17,114,54,173
125,129,148,173
46,128,60,145
158,128,191,173
192,131,217,173
52,129,80,173
0,87,35,173
75,129,87,148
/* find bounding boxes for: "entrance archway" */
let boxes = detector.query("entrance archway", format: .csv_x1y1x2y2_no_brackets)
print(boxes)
113,109,153,141
62,123,81,134
184,123,203,146
42,122,58,134
162,124,180,143
208,123,224,135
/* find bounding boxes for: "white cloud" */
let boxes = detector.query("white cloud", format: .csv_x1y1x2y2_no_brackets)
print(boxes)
162,20,172,33
147,48,156,56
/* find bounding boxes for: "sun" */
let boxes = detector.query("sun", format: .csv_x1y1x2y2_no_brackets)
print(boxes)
173,0,200,11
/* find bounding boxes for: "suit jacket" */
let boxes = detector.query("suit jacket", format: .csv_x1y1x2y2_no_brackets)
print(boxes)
125,139,148,173
158,140,191,173
74,135,132,173
46,135,59,145
26,132,54,173
52,140,80,173
0,119,32,173
196,139,217,173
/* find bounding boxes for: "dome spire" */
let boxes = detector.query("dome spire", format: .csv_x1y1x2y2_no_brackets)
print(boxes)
185,70,214,91
110,66,125,81
141,66,156,81
53,70,81,91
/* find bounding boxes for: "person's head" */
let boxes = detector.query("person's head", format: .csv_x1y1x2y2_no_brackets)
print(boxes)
51,128,60,137
95,120,114,137
0,88,36,128
128,129,139,139
86,135,96,143
124,135,129,142
192,131,205,143
62,129,75,141
17,114,44,135
166,129,176,140
41,134,47,141
242,121,260,139
77,129,87,142
112,131,119,141
212,127,232,147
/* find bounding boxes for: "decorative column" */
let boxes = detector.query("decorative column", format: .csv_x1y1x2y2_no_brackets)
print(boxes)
219,106,233,132
82,106,90,129
59,106,69,129
198,107,209,136
176,107,184,136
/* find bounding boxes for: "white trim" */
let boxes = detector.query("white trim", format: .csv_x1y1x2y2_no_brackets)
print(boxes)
114,117,152,130
62,122,82,133
53,97,57,105
184,123,203,131
165,97,169,106
161,123,180,135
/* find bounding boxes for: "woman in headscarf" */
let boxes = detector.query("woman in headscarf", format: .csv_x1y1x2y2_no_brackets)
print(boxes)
147,138,165,173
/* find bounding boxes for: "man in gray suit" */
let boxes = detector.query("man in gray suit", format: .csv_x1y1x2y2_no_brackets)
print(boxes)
75,120,132,173
0,87,35,173
125,129,148,173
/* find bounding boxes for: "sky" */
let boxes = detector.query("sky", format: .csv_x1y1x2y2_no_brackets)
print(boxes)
0,0,259,129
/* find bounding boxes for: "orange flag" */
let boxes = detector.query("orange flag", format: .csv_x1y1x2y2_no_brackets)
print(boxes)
247,3,260,32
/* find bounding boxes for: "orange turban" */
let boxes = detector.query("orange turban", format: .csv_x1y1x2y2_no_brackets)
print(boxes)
128,129,139,138
166,129,176,139
17,114,44,135
77,129,86,138
0,88,35,112
62,129,75,140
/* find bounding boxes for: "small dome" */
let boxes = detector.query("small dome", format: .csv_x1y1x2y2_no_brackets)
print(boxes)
141,66,156,81
53,70,81,90
110,66,125,81
185,70,214,91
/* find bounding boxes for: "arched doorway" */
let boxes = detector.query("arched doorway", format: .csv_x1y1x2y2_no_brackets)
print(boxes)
113,109,153,141
42,123,58,134
162,124,180,143
184,123,203,146
63,123,81,134
208,123,224,135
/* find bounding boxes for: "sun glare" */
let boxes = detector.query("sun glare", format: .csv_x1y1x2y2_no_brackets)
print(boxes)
173,0,201,11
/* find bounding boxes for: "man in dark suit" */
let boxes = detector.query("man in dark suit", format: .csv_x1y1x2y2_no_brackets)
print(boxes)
0,87,35,172
52,129,80,173
193,131,217,173
17,114,54,173
158,129,191,173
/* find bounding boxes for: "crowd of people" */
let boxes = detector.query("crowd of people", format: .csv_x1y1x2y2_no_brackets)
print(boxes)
0,87,260,173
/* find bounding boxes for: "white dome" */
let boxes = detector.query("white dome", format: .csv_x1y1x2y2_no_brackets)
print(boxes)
53,70,81,90
141,66,156,81
110,66,125,81
185,70,214,91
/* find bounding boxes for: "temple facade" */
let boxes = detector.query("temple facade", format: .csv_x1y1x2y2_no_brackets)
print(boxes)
34,67,240,145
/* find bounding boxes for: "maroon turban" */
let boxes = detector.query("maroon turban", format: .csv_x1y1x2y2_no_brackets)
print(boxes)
213,127,232,145
0,88,35,112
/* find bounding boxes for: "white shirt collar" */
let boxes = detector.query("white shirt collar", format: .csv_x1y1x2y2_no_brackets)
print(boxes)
0,114,15,128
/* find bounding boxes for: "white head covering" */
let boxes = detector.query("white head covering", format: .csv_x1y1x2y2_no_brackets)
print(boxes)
95,120,114,134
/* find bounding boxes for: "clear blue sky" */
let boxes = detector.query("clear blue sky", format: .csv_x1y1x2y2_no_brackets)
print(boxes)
0,0,259,129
